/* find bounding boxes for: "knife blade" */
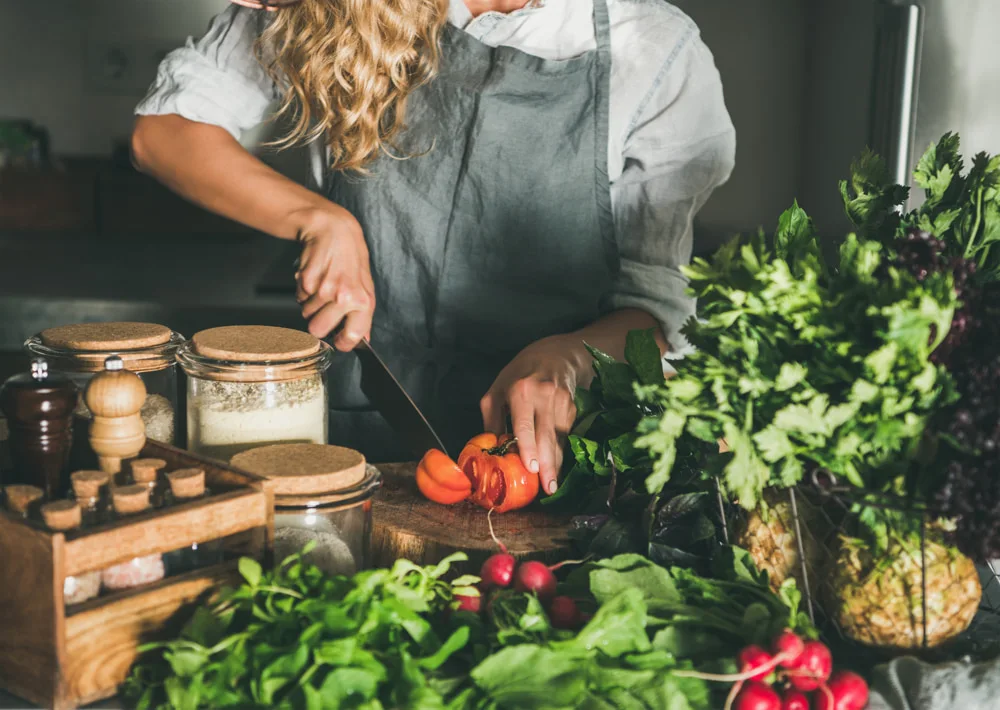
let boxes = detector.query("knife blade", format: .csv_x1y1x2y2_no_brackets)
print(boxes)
353,338,450,459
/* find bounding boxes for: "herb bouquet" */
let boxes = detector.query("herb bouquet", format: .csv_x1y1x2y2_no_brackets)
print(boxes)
631,135,1000,651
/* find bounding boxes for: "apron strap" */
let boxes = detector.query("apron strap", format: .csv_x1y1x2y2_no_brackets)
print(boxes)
592,0,618,273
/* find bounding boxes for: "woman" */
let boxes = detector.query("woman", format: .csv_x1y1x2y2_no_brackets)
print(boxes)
132,0,735,492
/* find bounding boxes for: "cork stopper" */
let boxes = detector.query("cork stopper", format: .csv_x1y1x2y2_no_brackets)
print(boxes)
131,458,167,484
39,322,172,351
192,326,320,362
71,470,110,499
41,500,82,531
5,485,44,514
112,484,151,515
166,468,206,499
230,444,366,496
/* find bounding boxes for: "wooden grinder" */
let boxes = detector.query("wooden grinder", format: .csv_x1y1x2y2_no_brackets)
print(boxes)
85,355,146,476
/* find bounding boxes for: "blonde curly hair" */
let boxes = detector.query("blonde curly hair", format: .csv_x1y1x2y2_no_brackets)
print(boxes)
257,0,450,173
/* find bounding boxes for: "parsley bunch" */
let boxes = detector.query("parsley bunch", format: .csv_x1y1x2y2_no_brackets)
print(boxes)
633,204,957,510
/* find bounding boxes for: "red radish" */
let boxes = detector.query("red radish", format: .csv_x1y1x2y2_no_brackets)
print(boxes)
814,671,869,710
786,641,832,692
548,595,582,629
513,560,558,601
733,681,781,710
480,554,516,589
771,630,806,668
737,645,775,682
454,593,481,614
780,689,809,710
481,508,516,589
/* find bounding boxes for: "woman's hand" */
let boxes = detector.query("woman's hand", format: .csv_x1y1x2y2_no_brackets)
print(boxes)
296,207,376,351
480,334,590,496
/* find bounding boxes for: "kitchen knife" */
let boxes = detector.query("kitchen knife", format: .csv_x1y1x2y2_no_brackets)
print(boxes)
354,338,450,459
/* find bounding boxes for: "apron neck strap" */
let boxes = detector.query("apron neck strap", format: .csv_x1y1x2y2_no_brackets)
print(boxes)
593,0,611,46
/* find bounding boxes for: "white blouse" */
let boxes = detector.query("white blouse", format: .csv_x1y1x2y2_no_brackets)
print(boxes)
136,0,736,351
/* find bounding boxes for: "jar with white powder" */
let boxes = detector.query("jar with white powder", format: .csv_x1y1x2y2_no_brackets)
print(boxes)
40,500,101,606
230,443,381,577
25,322,183,446
177,326,333,462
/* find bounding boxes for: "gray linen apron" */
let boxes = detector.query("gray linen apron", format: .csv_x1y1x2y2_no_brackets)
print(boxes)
326,0,617,462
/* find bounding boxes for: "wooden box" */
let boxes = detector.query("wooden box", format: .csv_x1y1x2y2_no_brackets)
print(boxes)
0,440,276,710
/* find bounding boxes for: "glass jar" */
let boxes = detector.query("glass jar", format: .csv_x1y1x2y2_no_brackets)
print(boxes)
162,468,223,574
40,500,101,605
70,470,111,526
177,326,333,462
24,322,184,445
101,485,165,591
230,444,381,576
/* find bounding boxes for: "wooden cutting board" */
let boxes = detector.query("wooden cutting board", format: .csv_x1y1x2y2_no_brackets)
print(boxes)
371,463,576,574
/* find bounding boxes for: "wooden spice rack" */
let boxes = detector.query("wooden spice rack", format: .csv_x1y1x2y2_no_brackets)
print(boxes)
0,438,276,710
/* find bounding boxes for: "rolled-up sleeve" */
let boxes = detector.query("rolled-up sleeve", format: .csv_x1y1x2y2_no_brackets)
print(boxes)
135,6,278,141
604,33,736,354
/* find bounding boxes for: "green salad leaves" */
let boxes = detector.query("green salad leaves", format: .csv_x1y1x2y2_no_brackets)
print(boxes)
127,546,815,710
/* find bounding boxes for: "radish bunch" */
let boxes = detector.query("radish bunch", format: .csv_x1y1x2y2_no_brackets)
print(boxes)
717,630,869,710
454,512,589,630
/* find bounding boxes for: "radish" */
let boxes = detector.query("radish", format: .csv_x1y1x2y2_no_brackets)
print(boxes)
454,593,481,614
737,645,775,682
513,560,558,601
780,689,809,710
481,508,516,589
733,681,781,710
480,554,516,590
771,630,805,668
814,671,869,710
786,641,832,692
548,595,582,629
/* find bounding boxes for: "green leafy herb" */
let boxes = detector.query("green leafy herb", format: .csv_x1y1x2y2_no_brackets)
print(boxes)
634,203,957,511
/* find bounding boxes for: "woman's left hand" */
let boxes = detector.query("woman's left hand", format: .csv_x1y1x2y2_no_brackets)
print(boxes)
480,335,589,496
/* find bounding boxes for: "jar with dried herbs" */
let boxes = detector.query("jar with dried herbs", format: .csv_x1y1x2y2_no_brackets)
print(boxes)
178,326,332,461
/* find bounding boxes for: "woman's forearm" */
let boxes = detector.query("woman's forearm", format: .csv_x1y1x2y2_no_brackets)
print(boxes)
130,114,339,240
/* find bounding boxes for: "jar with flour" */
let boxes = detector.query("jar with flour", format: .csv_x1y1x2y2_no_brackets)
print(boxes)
177,326,333,462
24,322,183,445
230,444,381,576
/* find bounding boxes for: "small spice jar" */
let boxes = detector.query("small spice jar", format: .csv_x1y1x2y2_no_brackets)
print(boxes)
41,500,101,605
70,470,111,526
25,322,184,445
130,458,167,507
162,468,222,574
4,484,44,519
230,444,381,576
177,326,333,461
101,485,165,591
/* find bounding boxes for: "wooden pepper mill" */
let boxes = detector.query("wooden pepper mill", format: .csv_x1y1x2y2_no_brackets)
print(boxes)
85,355,146,477
0,359,78,498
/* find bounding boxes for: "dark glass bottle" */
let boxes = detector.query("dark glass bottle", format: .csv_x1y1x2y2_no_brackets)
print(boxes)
0,359,78,498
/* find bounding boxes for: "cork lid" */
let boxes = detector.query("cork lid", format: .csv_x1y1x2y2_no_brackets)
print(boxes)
71,470,110,499
112,484,151,515
131,458,167,484
5,485,44,514
40,322,172,351
41,500,82,531
230,444,367,496
192,326,320,363
167,468,206,499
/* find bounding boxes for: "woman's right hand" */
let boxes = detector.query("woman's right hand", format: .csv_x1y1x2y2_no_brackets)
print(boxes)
296,207,376,352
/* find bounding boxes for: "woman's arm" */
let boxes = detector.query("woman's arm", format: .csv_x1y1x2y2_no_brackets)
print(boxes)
131,115,332,242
